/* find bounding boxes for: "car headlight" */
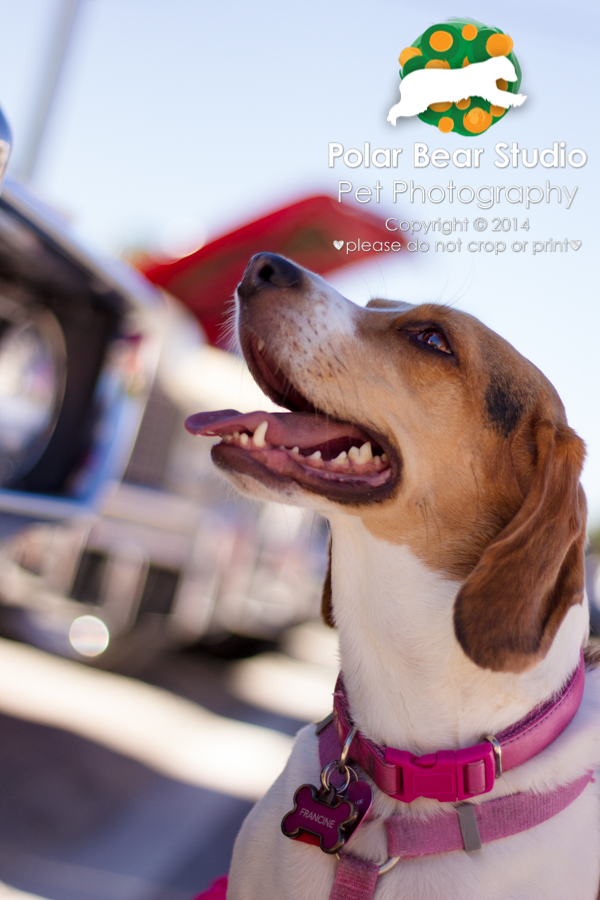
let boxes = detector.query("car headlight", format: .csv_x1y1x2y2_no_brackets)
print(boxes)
0,306,66,485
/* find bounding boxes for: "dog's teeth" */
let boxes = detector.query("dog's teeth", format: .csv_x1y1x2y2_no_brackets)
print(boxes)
257,338,265,352
233,432,240,438
253,420,268,448
348,446,360,462
373,455,381,466
307,450,322,461
381,453,388,463
333,450,348,464
222,434,232,443
240,433,249,446
291,446,300,454
358,442,373,463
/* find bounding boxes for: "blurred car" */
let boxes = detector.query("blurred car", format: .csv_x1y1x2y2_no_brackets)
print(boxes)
0,177,163,522
0,173,163,656
0,178,326,664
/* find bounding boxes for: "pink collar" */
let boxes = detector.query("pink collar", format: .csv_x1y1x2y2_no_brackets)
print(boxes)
332,650,585,803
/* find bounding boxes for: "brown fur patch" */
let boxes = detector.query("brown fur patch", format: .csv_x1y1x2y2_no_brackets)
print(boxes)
321,536,335,628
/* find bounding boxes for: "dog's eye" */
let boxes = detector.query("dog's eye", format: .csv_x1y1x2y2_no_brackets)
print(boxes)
415,330,452,354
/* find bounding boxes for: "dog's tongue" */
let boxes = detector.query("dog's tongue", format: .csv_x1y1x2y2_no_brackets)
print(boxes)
185,409,369,449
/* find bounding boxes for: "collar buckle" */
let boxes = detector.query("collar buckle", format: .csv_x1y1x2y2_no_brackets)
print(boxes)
384,741,496,803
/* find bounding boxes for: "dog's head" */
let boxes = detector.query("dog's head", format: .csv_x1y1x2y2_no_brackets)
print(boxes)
186,253,586,673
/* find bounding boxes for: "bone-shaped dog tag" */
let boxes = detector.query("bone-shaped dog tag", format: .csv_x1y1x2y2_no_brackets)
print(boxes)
281,784,357,854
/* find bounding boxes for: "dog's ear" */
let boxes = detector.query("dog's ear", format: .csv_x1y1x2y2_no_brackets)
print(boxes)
454,415,586,673
321,536,335,628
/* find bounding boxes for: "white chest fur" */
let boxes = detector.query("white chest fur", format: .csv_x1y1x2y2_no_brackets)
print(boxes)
229,520,600,899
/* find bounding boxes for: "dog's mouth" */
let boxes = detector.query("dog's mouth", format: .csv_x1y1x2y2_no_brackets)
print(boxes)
185,335,399,504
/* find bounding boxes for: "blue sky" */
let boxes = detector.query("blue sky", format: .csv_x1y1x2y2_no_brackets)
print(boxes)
2,0,600,522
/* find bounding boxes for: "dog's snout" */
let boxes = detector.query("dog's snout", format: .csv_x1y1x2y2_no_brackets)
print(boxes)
238,253,302,302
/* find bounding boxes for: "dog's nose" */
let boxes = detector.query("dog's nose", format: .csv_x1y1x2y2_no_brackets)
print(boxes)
238,253,302,302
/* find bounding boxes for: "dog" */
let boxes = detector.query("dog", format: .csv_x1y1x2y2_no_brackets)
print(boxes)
186,254,600,900
388,56,526,124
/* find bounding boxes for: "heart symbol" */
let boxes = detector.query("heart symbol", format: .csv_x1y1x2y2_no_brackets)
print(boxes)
570,240,582,250
333,240,344,250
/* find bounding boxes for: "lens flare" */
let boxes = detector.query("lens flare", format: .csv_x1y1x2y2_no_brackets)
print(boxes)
69,615,110,657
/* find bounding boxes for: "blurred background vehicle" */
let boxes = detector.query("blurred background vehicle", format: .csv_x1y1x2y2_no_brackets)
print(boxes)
0,177,161,524
0,173,163,657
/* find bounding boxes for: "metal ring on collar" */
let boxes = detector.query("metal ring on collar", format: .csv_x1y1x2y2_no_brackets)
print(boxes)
321,760,352,794
378,856,400,875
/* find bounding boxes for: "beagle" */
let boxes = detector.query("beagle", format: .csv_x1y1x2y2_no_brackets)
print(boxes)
186,254,600,900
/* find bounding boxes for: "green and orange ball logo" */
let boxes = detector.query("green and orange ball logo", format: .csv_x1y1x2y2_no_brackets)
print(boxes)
398,19,522,135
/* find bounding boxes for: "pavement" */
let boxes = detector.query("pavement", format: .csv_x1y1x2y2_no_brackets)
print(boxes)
0,623,339,900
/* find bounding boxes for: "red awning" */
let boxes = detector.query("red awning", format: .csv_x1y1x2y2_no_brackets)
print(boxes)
139,195,399,346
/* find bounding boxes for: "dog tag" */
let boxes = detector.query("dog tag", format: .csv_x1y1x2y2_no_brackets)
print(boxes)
281,783,358,854
291,780,373,848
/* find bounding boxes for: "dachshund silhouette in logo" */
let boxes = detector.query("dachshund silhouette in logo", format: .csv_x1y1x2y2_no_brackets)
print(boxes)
388,56,526,124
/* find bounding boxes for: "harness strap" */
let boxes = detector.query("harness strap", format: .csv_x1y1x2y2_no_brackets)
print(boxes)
329,854,379,900
385,771,592,858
